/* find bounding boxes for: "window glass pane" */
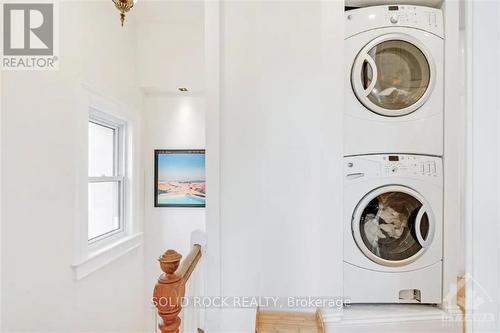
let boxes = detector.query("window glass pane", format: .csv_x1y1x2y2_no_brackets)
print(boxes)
89,122,115,177
88,181,120,240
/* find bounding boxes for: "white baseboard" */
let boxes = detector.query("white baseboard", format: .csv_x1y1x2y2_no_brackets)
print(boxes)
323,304,462,333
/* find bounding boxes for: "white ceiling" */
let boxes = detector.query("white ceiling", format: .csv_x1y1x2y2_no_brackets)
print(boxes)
345,0,443,8
133,1,205,94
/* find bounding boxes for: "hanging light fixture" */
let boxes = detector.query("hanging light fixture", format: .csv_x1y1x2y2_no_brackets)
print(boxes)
112,0,138,27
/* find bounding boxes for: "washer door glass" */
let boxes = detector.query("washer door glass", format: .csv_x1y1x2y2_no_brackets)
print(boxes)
357,190,431,264
352,36,432,117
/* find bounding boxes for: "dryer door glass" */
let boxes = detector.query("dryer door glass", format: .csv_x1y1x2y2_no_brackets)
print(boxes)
358,191,430,263
354,39,431,116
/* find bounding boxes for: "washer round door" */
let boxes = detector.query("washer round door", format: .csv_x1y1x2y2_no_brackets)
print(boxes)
352,185,435,267
351,33,435,117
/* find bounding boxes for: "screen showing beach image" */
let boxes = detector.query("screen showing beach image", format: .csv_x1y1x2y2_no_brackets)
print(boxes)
156,151,206,207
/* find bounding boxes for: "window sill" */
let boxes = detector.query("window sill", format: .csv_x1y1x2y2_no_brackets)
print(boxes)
72,232,143,280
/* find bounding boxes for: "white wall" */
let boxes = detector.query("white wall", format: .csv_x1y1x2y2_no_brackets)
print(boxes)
142,94,206,292
466,0,500,332
0,44,3,332
1,2,145,332
207,1,344,331
142,94,206,331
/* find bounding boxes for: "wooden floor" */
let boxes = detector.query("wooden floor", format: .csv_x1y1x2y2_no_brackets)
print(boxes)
255,308,325,333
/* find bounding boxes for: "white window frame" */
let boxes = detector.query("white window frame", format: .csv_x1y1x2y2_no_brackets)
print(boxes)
88,114,126,244
72,103,142,280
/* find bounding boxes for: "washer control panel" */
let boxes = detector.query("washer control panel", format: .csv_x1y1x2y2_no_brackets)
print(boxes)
344,154,443,186
345,5,443,39
382,155,438,177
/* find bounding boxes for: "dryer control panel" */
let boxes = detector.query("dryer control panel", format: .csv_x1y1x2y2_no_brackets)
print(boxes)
345,154,443,186
384,5,438,28
345,5,444,39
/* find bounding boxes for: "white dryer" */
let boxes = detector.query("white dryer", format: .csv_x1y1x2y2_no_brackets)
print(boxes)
345,5,444,156
343,154,442,304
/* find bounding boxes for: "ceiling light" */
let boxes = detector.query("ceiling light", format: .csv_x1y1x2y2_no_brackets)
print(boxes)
178,88,189,92
112,0,138,27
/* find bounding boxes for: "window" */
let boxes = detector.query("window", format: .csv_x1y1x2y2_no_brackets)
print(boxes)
88,113,125,243
73,97,142,280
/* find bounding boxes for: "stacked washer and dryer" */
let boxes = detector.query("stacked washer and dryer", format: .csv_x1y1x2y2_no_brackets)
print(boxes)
343,5,444,304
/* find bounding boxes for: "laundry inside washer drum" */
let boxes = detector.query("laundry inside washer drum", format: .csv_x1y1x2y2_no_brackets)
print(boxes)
359,191,430,261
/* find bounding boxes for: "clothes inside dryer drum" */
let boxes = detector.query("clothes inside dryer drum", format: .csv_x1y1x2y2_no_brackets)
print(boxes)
359,191,430,262
361,40,430,112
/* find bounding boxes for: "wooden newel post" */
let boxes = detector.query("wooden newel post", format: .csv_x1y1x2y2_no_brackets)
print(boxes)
154,250,186,333
153,245,202,333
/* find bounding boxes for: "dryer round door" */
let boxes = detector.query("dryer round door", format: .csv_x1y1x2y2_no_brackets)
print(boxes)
352,185,435,267
351,33,435,117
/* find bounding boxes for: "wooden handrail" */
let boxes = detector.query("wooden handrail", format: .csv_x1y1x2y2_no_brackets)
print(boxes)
177,244,202,281
153,244,202,333
457,275,466,314
315,308,325,333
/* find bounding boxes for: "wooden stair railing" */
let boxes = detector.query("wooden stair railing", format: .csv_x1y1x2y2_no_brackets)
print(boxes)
457,275,466,314
153,244,202,333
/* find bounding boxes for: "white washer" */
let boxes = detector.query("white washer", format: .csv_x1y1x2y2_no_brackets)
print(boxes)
343,154,442,304
345,5,444,156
